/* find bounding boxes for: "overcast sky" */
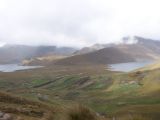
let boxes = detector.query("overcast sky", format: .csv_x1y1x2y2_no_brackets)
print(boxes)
0,0,160,48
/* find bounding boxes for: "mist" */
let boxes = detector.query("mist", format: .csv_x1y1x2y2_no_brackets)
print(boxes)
0,0,160,48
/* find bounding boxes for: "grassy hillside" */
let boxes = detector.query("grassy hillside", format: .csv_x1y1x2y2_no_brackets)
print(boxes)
22,55,66,66
0,91,106,120
0,91,55,120
0,64,160,119
138,60,160,71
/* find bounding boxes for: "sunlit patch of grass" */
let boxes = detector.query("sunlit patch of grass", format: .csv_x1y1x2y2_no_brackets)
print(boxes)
112,84,140,93
31,79,48,86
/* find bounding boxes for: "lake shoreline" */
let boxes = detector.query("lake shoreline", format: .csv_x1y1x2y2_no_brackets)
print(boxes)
0,64,43,72
108,61,154,72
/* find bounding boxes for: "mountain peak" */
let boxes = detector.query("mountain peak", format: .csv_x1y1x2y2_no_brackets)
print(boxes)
122,36,138,44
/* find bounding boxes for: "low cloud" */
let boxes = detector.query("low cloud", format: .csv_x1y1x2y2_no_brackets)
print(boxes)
0,0,160,48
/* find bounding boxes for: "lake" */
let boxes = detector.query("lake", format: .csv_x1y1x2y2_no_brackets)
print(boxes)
0,64,43,72
109,61,153,72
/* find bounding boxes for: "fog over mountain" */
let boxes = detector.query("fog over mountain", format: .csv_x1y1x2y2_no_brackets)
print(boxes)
1,0,160,48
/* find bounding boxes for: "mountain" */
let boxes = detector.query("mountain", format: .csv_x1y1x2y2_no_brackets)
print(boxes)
74,36,160,56
134,36,160,54
1,36,160,65
73,43,114,55
0,45,76,64
117,36,160,60
55,47,135,65
54,36,160,66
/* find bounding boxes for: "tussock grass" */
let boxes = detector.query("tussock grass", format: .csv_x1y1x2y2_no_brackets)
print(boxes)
66,104,98,120
0,91,108,120
0,91,55,120
55,104,107,120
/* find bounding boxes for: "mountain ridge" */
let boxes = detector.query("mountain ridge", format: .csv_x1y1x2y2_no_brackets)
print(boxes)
53,36,160,65
0,44,77,64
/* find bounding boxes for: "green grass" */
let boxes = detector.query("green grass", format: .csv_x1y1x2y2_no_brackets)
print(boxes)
31,79,48,85
0,65,160,119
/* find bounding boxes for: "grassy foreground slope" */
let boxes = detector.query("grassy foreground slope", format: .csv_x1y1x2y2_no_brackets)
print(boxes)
0,91,55,120
0,91,106,120
0,65,160,119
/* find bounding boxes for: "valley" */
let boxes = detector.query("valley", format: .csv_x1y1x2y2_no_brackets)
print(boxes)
0,36,160,120
0,63,160,120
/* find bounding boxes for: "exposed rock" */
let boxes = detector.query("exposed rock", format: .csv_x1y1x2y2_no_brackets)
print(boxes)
0,112,4,117
0,112,13,120
3,114,12,120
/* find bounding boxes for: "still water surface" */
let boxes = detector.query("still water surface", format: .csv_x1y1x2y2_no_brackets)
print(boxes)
109,61,153,72
0,64,43,72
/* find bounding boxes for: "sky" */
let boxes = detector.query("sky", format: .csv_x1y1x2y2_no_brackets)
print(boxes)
0,0,160,48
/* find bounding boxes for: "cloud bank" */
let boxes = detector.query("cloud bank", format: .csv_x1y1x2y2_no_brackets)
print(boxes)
0,0,160,48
